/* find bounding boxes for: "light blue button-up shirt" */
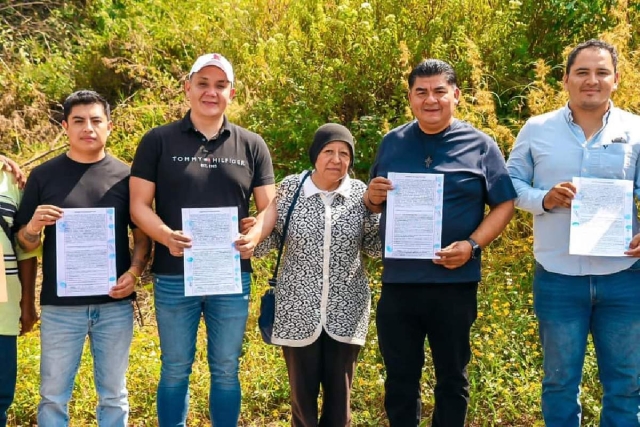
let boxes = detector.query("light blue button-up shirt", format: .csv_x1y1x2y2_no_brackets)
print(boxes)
507,103,640,276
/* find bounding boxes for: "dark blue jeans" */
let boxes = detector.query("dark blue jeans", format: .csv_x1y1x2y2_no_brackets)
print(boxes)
534,262,640,427
0,335,17,427
377,282,478,427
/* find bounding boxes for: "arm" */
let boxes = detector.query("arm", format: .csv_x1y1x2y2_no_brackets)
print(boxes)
17,204,63,252
506,124,549,215
624,140,640,257
434,200,515,269
17,256,37,334
364,177,393,214
0,156,26,189
361,207,381,258
469,200,515,248
235,184,276,259
129,176,191,256
109,228,151,299
507,125,577,213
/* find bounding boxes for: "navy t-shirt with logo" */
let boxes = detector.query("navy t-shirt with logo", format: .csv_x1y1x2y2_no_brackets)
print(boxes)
131,112,275,275
370,119,517,284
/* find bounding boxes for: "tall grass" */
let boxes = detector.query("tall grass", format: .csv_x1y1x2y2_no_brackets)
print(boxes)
3,0,640,424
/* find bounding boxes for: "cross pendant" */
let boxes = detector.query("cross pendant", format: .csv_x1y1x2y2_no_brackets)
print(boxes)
425,156,433,168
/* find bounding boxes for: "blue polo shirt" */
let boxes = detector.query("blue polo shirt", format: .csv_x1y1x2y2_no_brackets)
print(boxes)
370,119,516,283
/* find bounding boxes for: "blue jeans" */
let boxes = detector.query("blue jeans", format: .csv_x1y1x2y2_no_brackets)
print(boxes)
0,335,17,427
534,262,640,427
38,301,134,427
154,273,251,427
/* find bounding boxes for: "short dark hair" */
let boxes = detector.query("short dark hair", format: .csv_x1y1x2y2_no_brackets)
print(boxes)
63,90,111,122
408,59,457,89
566,39,618,74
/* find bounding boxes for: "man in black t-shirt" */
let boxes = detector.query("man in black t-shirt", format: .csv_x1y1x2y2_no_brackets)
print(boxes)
15,90,150,427
130,53,276,426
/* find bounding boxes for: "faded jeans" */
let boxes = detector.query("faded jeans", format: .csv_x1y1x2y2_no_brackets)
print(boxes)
154,273,250,427
38,301,134,427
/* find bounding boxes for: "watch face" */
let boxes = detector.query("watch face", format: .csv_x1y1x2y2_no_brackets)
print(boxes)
472,245,481,258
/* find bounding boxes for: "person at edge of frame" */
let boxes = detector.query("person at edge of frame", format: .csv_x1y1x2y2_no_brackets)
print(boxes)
0,156,38,427
507,39,640,427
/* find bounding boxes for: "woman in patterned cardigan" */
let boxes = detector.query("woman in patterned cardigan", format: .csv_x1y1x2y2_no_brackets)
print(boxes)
254,123,381,427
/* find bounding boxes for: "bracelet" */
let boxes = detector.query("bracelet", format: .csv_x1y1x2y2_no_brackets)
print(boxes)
367,192,383,207
124,269,141,285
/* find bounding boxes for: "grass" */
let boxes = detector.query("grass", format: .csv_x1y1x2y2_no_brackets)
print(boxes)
8,228,606,426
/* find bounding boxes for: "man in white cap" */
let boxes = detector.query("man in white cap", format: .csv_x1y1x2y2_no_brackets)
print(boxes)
130,54,276,426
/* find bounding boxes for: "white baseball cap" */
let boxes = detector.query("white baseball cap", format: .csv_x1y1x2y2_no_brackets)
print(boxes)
188,53,234,84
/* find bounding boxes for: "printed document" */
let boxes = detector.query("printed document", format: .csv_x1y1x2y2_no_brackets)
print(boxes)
182,207,242,296
56,208,117,296
385,172,444,259
569,177,634,256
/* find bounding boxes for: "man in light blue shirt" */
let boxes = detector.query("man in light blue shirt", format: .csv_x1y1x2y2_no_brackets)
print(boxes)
507,39,640,427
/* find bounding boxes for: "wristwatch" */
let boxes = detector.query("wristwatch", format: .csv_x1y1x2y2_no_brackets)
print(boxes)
466,238,481,259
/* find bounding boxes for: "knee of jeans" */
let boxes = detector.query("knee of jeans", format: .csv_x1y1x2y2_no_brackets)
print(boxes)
542,360,583,389
160,360,194,385
209,360,240,388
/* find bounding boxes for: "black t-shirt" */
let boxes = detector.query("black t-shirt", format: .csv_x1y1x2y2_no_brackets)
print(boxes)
131,112,275,275
15,154,134,306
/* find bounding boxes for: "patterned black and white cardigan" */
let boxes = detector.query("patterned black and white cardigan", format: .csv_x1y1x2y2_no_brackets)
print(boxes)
255,172,381,347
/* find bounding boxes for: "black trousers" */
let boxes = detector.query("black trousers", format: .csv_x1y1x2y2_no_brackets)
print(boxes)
376,282,478,427
282,330,361,427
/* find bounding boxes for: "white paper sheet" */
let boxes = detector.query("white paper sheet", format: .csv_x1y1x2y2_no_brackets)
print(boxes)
569,177,634,256
56,208,117,296
182,207,242,296
384,172,444,259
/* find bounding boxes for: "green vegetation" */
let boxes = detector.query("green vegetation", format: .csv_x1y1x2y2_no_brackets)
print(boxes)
3,0,640,425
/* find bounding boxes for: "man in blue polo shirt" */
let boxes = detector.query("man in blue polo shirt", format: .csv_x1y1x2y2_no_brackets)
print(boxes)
507,39,640,427
364,59,516,427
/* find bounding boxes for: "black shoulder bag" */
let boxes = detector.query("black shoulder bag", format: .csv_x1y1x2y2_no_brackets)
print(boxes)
258,171,310,345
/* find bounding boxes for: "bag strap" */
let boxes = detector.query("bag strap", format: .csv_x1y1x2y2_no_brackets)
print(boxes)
0,215,15,253
270,171,311,286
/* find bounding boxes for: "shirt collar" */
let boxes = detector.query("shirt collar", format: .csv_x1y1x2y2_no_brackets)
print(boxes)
179,110,231,138
302,171,352,198
563,100,614,127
